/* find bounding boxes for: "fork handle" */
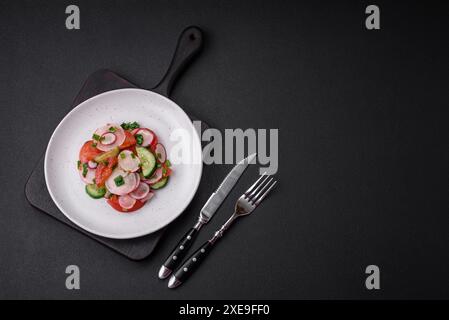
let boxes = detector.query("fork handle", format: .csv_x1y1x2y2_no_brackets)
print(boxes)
168,241,213,288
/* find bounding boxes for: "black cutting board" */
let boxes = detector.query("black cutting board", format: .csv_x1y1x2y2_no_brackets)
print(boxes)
25,27,205,260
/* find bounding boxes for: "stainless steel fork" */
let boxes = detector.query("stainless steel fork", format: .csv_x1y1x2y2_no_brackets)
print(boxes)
168,173,277,288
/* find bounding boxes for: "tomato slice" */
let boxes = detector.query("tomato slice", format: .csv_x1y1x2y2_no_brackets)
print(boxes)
79,140,102,163
107,195,145,213
107,195,123,212
120,131,136,149
95,157,118,187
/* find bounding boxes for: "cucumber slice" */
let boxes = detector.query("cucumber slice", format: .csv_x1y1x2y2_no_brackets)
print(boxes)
151,177,169,190
85,183,107,199
136,146,157,178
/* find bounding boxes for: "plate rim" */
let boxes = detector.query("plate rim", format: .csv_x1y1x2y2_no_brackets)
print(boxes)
44,88,203,239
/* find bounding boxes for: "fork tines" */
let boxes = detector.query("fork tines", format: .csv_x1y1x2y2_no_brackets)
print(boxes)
244,172,277,206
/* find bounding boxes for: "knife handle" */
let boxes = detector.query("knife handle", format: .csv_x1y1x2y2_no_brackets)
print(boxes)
159,227,199,278
169,241,213,288
167,215,237,288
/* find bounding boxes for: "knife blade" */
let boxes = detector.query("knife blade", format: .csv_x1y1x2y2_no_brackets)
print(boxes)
158,153,256,279
200,153,256,221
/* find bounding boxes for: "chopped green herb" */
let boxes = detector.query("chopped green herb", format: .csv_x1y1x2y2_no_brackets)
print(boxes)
92,134,101,141
100,136,105,142
114,175,125,187
156,153,161,159
165,159,171,167
103,161,109,166
131,122,140,129
162,168,167,176
92,143,97,148
135,134,143,145
157,163,162,168
120,152,126,159
109,126,116,133
82,163,88,177
120,121,140,130
131,153,136,159
77,160,81,170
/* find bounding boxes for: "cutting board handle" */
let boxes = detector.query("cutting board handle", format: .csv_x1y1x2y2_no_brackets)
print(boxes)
152,26,203,97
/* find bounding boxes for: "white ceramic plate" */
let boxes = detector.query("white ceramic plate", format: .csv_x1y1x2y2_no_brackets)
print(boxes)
45,88,203,239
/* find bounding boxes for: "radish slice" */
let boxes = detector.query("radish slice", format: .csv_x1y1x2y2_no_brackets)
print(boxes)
95,124,126,152
105,168,137,196
107,167,129,180
145,168,163,184
118,150,140,172
154,143,166,163
100,132,116,145
132,173,140,191
79,166,96,184
139,191,155,203
118,195,136,210
130,182,150,200
88,160,97,169
135,128,154,147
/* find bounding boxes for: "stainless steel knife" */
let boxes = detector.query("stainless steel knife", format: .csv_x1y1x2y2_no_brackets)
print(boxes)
158,153,256,279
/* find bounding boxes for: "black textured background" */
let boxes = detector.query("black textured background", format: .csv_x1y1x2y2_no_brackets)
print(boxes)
0,0,448,299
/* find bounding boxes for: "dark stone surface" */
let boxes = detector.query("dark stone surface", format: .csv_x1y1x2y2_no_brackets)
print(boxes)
0,0,448,299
